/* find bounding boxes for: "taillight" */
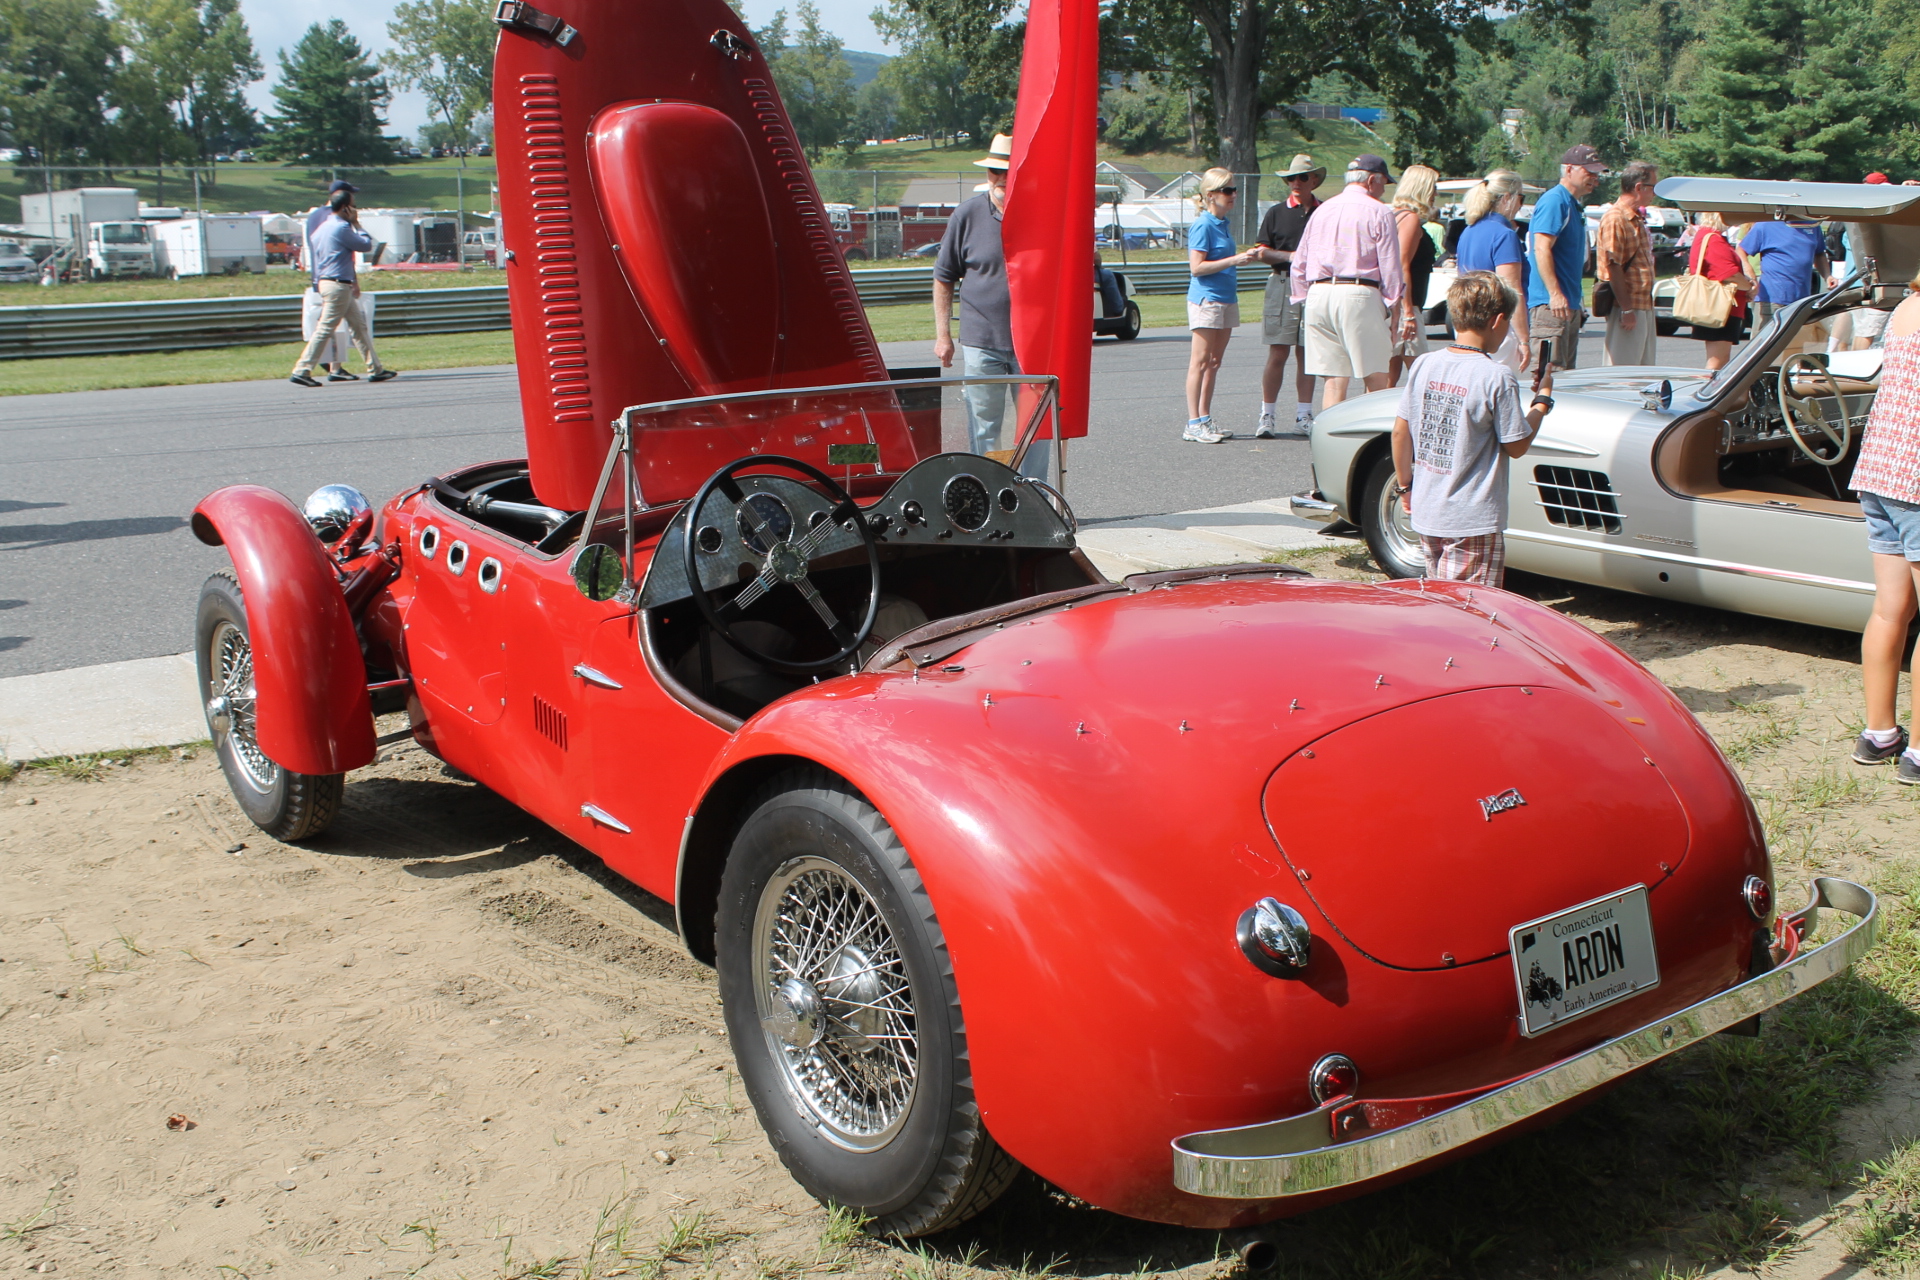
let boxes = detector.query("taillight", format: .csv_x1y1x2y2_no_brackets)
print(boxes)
1309,1054,1360,1103
1743,875,1773,921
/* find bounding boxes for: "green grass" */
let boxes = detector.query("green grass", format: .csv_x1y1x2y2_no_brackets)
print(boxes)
7,266,502,306
0,330,518,395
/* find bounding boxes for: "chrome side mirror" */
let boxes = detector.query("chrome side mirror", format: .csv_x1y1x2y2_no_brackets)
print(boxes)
303,484,372,544
1640,379,1673,412
571,543,623,602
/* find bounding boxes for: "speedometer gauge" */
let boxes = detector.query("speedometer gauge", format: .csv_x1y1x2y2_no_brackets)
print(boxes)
942,474,992,532
737,492,794,553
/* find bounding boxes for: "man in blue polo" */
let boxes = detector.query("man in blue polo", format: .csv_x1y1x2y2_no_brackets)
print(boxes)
291,188,395,387
1527,144,1606,370
1740,214,1831,331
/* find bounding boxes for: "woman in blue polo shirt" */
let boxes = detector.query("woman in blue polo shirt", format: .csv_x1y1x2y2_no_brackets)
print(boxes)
1185,168,1260,443
1456,169,1532,370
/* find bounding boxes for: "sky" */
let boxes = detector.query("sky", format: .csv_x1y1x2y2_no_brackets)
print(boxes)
237,0,893,141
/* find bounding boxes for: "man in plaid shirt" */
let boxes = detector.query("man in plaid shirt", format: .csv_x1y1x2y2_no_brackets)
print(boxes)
1597,161,1660,367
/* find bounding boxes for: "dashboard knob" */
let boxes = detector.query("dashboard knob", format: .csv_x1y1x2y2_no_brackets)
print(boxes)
901,500,924,525
865,511,892,534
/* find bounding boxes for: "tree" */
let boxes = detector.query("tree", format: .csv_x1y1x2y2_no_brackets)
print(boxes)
262,20,392,164
0,0,119,164
112,0,262,163
853,76,899,140
385,0,494,154
1101,79,1190,154
872,0,1019,146
757,3,858,159
1664,0,1908,180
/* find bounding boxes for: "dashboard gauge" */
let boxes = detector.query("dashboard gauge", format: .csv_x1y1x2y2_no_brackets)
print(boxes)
943,474,992,532
736,492,794,554
998,487,1020,514
695,525,725,554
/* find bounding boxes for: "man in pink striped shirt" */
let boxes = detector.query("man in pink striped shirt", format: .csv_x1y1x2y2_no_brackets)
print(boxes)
1290,154,1407,408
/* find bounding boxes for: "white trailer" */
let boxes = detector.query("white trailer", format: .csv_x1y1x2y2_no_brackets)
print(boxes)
153,215,267,277
352,209,464,265
20,188,139,242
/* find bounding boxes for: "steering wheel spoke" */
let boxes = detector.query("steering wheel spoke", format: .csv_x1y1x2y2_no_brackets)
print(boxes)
1778,354,1854,467
681,455,884,676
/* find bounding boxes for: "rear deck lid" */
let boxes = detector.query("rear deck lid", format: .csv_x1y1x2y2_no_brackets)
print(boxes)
1262,685,1688,971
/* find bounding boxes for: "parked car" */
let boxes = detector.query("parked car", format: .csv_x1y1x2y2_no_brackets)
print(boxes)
189,16,1878,1243
1292,176,1915,635
0,239,38,284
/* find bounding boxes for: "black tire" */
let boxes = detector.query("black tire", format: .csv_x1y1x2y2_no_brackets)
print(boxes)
195,572,343,841
716,769,1019,1237
1358,452,1424,580
1115,300,1142,340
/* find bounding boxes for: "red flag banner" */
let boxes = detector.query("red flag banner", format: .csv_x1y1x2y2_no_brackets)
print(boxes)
1003,0,1098,441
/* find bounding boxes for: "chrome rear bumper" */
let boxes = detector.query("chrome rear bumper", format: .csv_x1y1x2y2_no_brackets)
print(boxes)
1172,877,1877,1199
1288,491,1339,523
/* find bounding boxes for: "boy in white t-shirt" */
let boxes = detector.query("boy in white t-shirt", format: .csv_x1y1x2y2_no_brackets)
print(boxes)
1389,272,1554,585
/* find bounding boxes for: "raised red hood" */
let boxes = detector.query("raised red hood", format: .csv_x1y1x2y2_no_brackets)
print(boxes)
493,0,887,510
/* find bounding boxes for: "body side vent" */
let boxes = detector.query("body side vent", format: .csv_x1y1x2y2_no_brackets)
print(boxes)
1533,465,1624,534
533,695,569,750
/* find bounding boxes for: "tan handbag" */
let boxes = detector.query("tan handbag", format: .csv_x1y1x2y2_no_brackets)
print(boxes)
1672,234,1735,328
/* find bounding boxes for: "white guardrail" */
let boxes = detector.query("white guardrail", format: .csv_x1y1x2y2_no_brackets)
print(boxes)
0,263,1198,361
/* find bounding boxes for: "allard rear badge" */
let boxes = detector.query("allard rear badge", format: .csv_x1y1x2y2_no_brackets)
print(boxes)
1478,787,1526,821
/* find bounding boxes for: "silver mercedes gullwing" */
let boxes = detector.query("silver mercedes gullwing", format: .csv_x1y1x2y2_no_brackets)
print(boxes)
1291,177,1920,632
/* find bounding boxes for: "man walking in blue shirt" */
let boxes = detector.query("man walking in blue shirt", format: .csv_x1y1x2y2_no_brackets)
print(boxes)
1740,215,1831,331
291,188,395,388
1527,144,1606,370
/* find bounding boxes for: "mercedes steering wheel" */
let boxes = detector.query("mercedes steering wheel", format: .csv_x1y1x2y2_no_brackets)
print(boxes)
683,456,882,674
1777,353,1855,467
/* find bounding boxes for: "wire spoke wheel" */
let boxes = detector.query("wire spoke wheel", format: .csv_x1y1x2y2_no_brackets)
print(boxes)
209,620,279,792
754,856,919,1151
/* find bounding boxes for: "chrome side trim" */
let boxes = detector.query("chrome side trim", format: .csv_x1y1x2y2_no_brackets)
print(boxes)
573,663,624,690
580,803,631,834
1172,877,1876,1200
1506,528,1876,596
1524,435,1602,459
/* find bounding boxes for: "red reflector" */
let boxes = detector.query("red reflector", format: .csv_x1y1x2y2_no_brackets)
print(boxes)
1743,876,1773,921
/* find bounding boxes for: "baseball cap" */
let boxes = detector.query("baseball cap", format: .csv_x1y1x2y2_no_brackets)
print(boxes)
328,179,360,193
1347,154,1394,181
1865,172,1891,184
1559,144,1607,174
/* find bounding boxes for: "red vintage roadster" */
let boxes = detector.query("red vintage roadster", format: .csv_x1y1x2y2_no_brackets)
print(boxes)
188,0,1878,1240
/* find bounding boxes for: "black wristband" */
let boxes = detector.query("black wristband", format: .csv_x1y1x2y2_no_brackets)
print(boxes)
1531,395,1555,412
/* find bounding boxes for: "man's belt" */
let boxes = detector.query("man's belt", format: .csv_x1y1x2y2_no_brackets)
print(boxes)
317,276,355,285
1314,276,1381,288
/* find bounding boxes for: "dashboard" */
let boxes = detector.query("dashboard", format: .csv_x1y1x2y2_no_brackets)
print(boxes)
1722,377,1792,451
640,452,1077,609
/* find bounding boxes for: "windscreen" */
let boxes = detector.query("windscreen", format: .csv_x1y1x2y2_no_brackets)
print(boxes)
100,224,148,244
624,378,1054,507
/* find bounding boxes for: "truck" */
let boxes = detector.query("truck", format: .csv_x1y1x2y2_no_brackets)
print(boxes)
152,215,268,277
20,188,160,279
823,202,955,260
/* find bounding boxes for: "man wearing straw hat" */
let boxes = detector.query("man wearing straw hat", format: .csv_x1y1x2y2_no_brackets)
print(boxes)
1250,153,1325,437
933,133,1047,479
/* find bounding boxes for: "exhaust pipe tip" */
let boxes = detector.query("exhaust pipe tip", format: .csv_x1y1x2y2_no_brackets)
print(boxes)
1232,1233,1279,1272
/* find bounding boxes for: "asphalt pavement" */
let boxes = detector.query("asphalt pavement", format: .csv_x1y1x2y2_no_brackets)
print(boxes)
2,317,1707,679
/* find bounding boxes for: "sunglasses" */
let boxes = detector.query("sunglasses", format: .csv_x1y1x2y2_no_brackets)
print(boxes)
1214,186,1238,195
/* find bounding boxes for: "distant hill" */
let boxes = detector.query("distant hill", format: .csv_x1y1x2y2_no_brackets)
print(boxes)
842,50,888,88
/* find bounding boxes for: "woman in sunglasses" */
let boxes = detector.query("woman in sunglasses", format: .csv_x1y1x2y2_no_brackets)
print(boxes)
1184,168,1262,443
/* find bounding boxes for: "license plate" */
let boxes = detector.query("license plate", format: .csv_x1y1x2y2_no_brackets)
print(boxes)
1510,886,1660,1037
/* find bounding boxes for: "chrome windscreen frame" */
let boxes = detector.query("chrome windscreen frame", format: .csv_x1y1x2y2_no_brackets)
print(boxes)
1172,877,1878,1200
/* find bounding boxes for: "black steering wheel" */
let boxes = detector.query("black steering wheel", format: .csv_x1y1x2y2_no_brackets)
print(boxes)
683,455,882,674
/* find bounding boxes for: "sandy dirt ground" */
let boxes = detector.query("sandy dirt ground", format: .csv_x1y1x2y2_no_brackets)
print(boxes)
2,560,1918,1280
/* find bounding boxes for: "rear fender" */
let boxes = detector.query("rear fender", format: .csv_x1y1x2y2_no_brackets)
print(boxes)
192,485,375,775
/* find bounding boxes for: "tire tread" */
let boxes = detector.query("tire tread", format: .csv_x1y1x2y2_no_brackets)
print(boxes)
741,766,1017,1237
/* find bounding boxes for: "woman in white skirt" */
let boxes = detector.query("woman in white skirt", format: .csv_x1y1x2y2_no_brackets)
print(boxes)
1183,168,1262,442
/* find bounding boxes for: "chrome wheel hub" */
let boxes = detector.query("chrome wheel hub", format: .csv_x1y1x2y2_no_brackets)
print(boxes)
753,856,918,1151
209,621,279,792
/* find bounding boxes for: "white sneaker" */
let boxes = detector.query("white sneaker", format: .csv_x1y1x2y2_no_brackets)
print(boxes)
1183,418,1229,444
1254,412,1278,438
1284,409,1313,438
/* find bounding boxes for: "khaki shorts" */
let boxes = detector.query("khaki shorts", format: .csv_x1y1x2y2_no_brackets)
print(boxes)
1528,304,1584,369
1188,298,1241,330
1303,283,1392,378
1263,274,1304,345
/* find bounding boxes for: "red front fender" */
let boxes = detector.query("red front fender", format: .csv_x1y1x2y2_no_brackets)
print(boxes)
192,485,375,776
